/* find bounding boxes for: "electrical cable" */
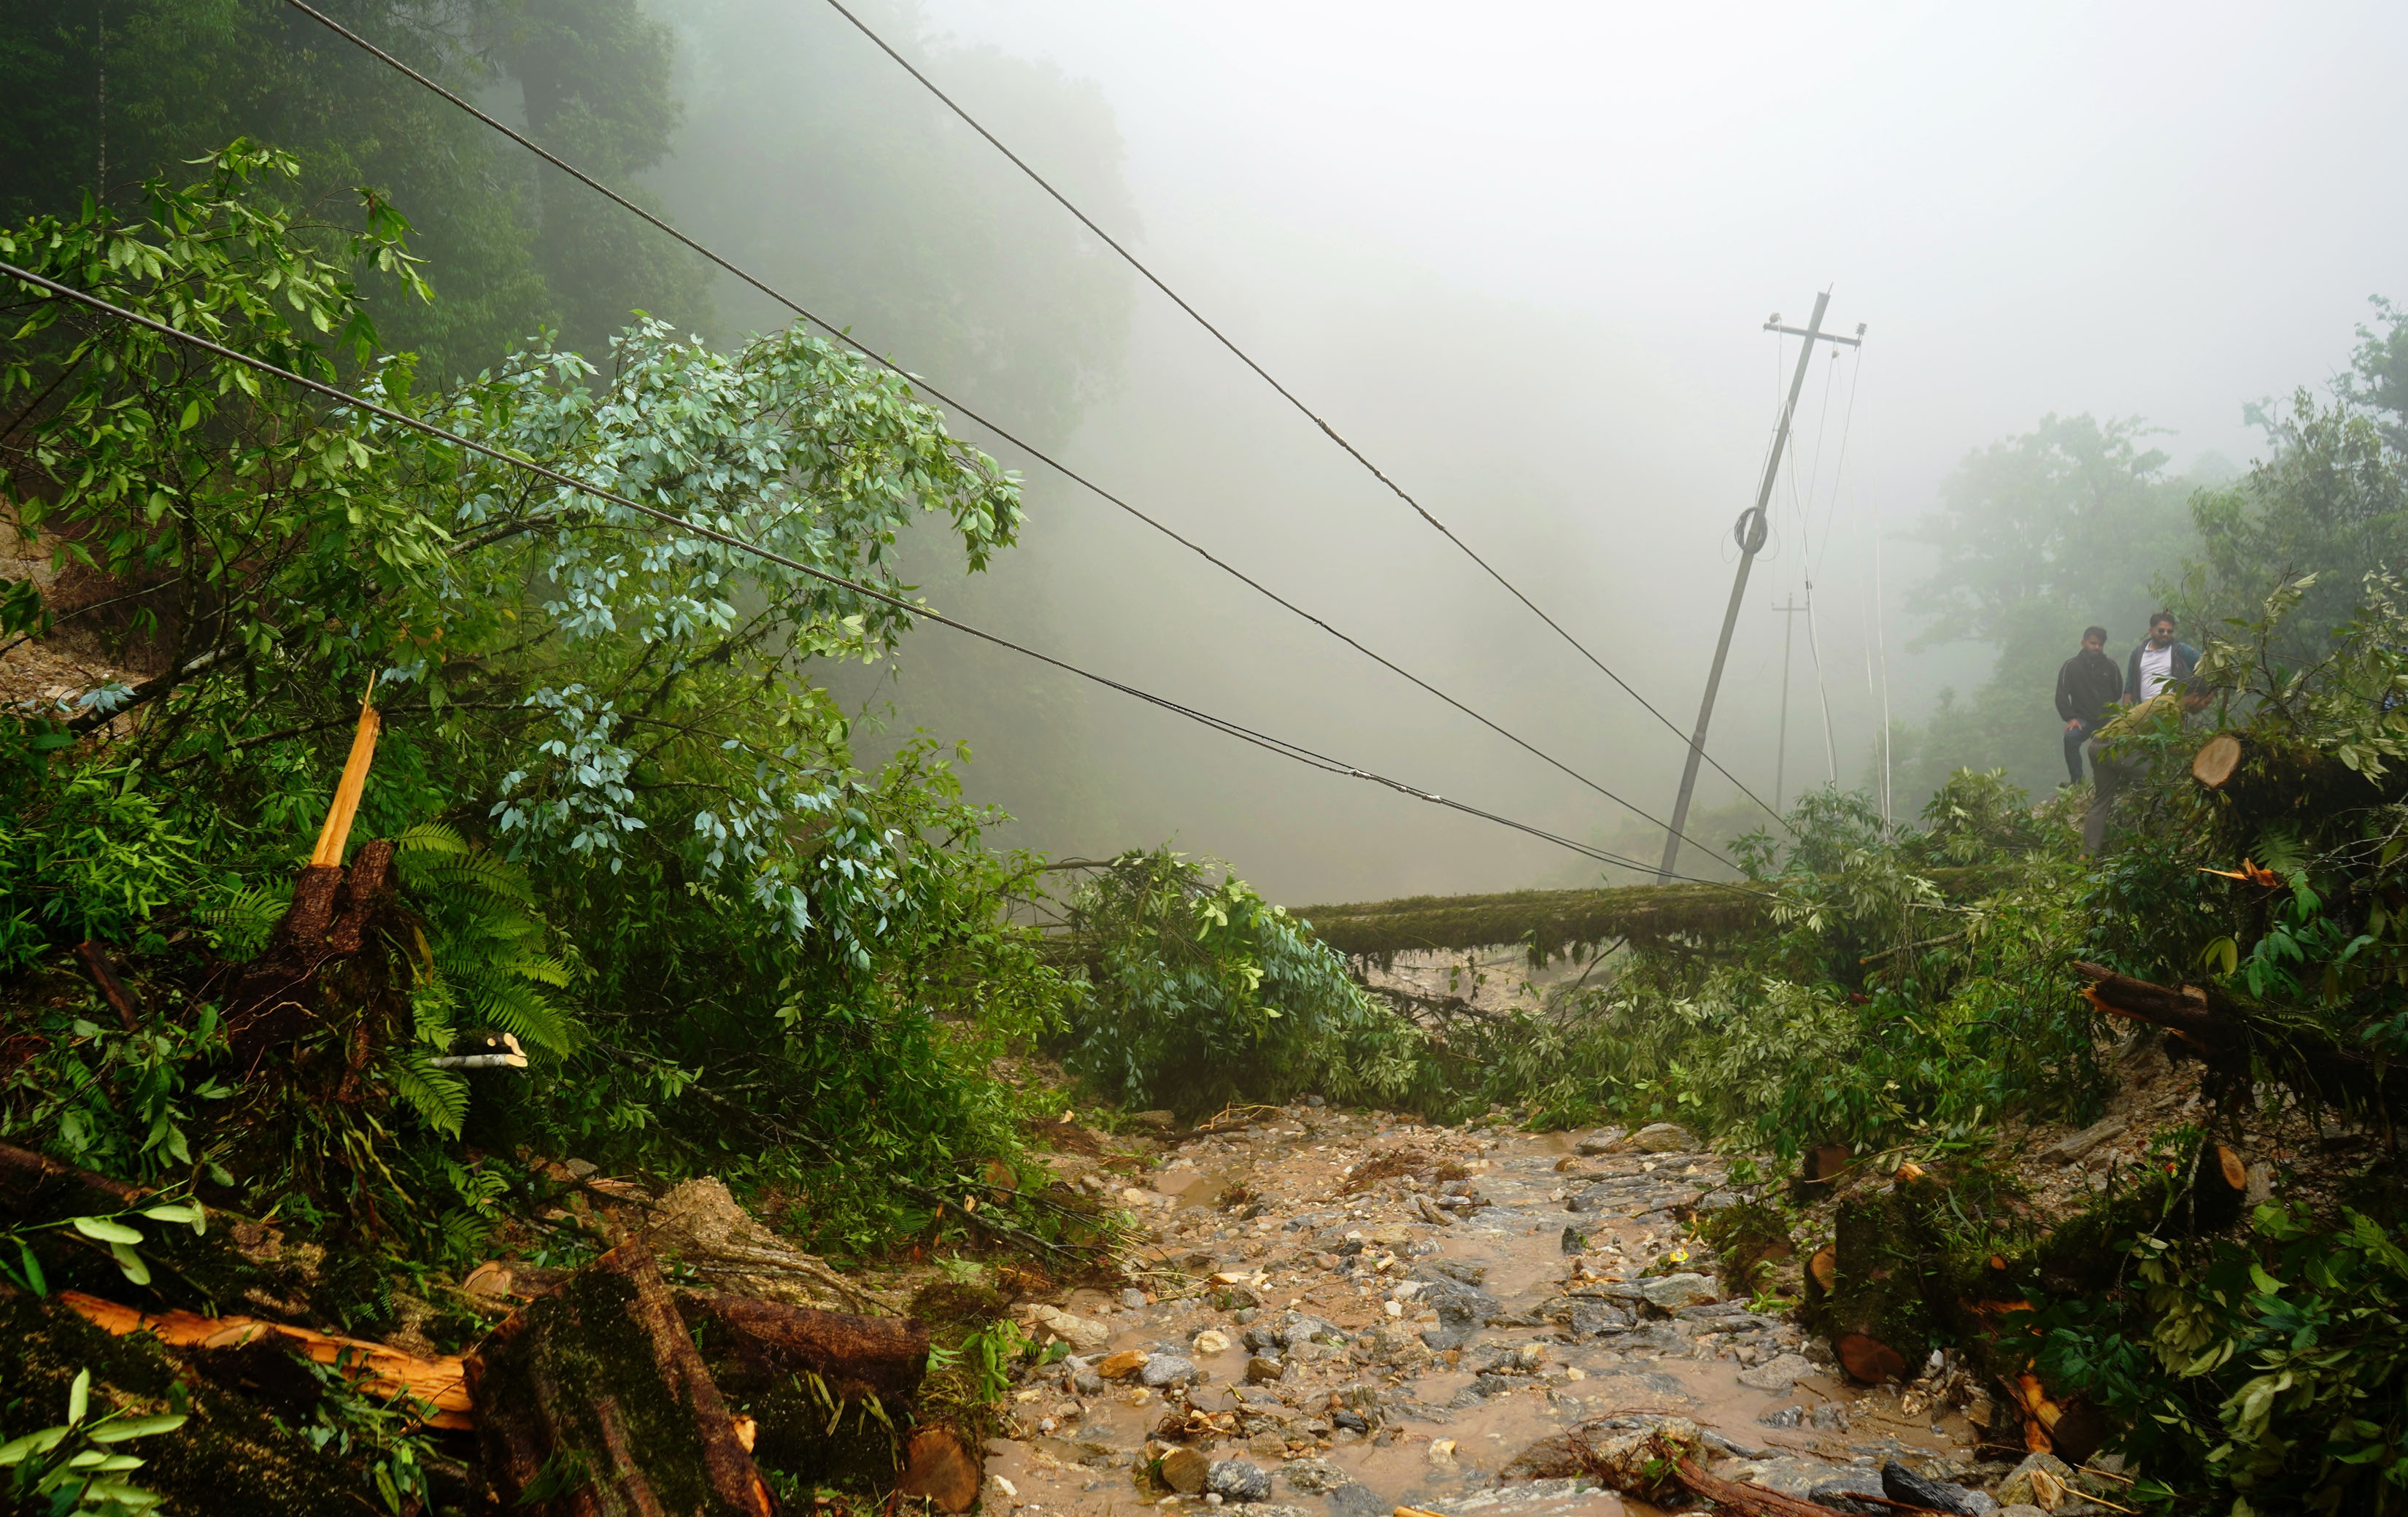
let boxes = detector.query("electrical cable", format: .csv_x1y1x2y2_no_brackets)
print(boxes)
680,0,1790,827
281,0,1746,868
2,256,1773,892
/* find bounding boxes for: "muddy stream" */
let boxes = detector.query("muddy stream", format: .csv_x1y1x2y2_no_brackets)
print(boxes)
989,1106,2000,1517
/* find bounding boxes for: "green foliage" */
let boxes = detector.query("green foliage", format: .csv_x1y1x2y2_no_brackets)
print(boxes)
1057,849,1435,1116
0,1368,187,1515
2038,1205,2408,1515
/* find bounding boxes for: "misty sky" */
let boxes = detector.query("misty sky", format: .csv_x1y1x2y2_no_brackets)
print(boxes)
715,1,2407,903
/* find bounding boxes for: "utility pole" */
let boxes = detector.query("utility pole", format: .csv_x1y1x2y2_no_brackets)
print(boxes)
1770,597,1808,812
1656,290,1863,882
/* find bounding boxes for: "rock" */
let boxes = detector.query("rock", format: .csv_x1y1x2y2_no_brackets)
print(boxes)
1120,1288,1150,1309
1564,1183,1620,1213
1325,1484,1385,1517
1574,1130,1624,1154
1997,1451,2075,1509
1631,1122,1697,1154
1756,1405,1803,1428
1559,1226,1587,1253
2043,1116,2126,1165
1130,1111,1178,1132
1414,1194,1456,1227
1278,1458,1349,1495
1245,1356,1284,1384
1159,1446,1211,1494
1807,1402,1849,1431
1502,1417,1701,1489
1565,1300,1634,1340
1023,1305,1111,1353
1193,1329,1231,1355
1999,1508,2047,1517
1139,1354,1198,1387
1883,1459,1988,1515
1276,1313,1348,1349
1805,1465,1891,1516
1734,1352,1817,1391
1330,1409,1370,1435
1206,1459,1273,1502
1097,1349,1149,1380
1637,1273,1719,1311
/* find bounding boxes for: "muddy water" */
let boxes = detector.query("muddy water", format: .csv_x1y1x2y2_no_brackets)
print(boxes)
992,1108,1985,1517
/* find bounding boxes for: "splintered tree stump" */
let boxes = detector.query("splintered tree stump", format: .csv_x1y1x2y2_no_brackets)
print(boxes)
467,1243,771,1517
677,1291,929,1402
895,1427,982,1513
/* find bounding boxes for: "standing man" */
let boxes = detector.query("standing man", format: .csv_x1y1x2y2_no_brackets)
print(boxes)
2124,610,2199,704
2083,611,2204,853
2054,625,2123,785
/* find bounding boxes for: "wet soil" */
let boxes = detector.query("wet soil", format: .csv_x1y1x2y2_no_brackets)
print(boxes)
998,1108,1990,1517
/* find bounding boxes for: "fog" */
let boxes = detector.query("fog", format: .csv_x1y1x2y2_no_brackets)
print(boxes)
655,0,2407,904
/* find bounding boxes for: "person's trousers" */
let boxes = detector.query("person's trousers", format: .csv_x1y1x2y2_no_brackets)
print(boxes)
2083,737,2147,854
2063,723,2095,784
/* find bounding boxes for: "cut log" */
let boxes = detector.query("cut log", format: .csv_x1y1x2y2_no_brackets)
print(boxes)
895,1427,982,1512
678,1290,928,1402
1801,1143,1851,1186
2192,733,2242,788
1806,1245,1837,1295
2215,1144,2248,1191
1837,1333,1909,1385
57,1290,471,1429
466,1242,772,1516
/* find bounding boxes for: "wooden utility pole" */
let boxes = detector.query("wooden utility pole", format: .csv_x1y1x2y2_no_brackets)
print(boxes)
1770,598,1807,812
1656,291,1862,882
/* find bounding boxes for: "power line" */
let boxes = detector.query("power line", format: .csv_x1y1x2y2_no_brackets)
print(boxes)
282,0,1742,870
1,256,1768,893
810,0,1788,829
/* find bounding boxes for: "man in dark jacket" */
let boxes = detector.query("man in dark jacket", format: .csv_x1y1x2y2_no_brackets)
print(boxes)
2054,625,2122,784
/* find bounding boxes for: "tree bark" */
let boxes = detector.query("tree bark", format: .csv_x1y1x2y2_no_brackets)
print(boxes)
467,1243,772,1517
679,1290,929,1402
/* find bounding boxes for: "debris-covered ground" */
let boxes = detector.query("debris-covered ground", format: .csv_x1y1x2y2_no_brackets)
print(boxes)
989,1105,2107,1517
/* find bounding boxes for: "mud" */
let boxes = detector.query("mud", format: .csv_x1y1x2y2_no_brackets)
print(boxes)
1002,1108,1997,1517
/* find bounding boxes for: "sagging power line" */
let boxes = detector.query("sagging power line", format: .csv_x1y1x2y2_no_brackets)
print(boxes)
1,256,1774,893
813,0,1788,830
283,0,1743,872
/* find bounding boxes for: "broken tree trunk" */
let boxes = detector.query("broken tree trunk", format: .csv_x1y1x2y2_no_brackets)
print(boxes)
2074,961,2400,1116
466,1242,772,1517
57,1290,471,1429
679,1290,929,1402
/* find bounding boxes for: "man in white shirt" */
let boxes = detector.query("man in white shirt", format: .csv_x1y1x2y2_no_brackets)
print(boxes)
2124,611,2199,704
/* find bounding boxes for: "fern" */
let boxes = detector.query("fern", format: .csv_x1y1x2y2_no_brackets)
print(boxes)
197,879,293,959
385,1049,469,1137
392,824,583,1078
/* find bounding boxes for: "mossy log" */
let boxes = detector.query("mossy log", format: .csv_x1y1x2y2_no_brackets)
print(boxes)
680,1290,928,1402
0,1288,396,1513
1295,866,2007,965
467,1242,772,1516
0,1140,321,1321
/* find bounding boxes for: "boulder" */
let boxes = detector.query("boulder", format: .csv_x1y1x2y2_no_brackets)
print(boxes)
1734,1352,1817,1392
1158,1446,1211,1494
1022,1305,1110,1353
1138,1354,1197,1387
1637,1273,1719,1311
1882,1459,1994,1516
1206,1459,1273,1502
1631,1122,1697,1154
